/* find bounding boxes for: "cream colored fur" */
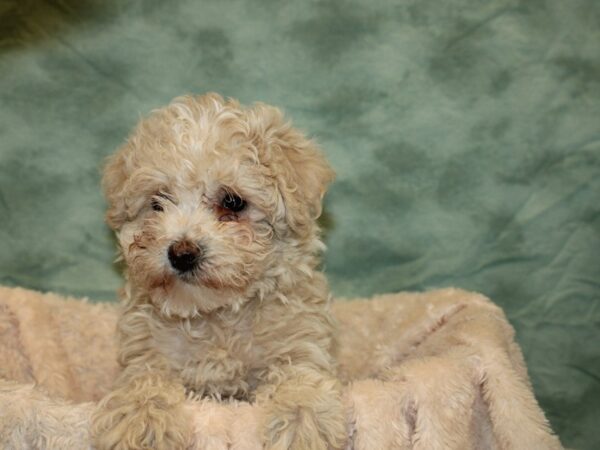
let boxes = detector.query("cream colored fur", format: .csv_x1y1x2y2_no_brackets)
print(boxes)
0,286,562,449
94,94,344,450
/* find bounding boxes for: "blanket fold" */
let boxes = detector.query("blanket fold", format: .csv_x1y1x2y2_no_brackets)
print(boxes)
0,286,562,449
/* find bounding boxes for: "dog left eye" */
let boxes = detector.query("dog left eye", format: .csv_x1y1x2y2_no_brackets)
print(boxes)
221,193,246,212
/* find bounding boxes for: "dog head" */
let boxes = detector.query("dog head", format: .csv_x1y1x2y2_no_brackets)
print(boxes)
103,93,334,316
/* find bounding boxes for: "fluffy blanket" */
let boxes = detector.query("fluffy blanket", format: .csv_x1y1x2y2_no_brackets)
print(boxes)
0,286,561,449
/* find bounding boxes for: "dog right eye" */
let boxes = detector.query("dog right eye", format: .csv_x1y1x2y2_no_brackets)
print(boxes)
151,192,173,212
151,199,164,212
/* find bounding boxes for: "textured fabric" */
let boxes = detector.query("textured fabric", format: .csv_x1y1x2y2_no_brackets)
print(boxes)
0,285,562,449
0,1,598,448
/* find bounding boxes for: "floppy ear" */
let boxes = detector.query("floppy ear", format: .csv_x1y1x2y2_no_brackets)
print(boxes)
247,104,335,237
102,143,132,230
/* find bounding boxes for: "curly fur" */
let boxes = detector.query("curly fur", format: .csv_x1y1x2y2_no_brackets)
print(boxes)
91,93,345,450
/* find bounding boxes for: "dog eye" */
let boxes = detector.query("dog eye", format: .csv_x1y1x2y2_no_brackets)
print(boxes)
151,192,171,212
221,192,246,212
151,199,164,212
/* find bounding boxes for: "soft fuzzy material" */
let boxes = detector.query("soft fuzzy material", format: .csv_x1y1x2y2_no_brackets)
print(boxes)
0,285,562,449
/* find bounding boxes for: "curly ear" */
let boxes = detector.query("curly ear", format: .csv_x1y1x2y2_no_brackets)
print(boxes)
247,104,335,237
102,143,132,230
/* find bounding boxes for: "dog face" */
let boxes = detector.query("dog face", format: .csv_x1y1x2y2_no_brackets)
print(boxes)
103,94,334,315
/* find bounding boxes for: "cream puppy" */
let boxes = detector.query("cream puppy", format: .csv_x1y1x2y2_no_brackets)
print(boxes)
91,93,346,450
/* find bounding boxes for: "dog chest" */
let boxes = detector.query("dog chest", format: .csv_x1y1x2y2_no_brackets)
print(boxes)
149,307,260,392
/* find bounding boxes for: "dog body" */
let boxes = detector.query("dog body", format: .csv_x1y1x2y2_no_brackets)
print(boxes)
91,94,346,450
118,268,333,401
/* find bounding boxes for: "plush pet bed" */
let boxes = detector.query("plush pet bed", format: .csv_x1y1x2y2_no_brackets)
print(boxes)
0,285,561,449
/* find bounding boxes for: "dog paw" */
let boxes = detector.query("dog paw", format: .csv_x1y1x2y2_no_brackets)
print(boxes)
263,408,324,450
91,375,192,450
261,382,347,450
92,402,192,450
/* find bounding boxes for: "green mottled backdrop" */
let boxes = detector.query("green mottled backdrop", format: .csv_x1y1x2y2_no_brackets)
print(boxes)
1,0,599,448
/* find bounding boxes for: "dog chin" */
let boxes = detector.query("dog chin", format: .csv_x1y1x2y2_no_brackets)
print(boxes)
149,274,245,318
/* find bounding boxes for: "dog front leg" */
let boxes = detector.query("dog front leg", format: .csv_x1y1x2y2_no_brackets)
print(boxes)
91,366,193,450
258,365,347,450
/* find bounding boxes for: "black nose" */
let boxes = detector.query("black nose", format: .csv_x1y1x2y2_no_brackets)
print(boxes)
168,240,202,273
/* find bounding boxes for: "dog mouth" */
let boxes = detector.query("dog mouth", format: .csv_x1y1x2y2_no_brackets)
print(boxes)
148,266,203,290
176,270,200,285
171,265,224,290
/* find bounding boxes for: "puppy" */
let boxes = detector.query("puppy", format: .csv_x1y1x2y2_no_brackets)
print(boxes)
91,93,347,450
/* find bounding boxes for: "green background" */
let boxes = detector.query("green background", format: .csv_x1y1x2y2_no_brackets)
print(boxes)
1,1,598,448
